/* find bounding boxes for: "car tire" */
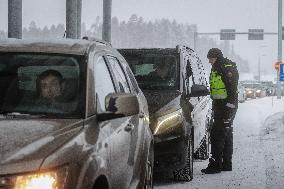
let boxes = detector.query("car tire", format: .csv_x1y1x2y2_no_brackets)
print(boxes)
194,134,209,160
173,135,193,182
143,146,154,189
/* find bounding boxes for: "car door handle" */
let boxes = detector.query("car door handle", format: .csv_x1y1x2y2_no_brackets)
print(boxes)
124,123,135,132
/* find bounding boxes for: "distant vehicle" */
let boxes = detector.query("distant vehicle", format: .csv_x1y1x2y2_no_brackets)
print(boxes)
241,80,260,99
238,83,247,103
119,46,212,181
261,81,274,96
0,39,154,189
255,86,267,98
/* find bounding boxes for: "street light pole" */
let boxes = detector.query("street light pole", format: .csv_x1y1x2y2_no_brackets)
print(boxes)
103,0,112,43
66,0,78,39
8,0,22,39
258,56,261,81
277,0,282,99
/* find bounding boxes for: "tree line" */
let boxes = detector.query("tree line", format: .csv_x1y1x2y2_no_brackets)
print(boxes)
0,14,249,72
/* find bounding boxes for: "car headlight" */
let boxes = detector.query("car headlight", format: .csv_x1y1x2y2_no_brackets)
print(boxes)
246,90,252,94
0,166,68,189
256,90,261,93
153,109,183,135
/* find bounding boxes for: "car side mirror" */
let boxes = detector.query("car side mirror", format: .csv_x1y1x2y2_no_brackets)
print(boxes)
188,84,210,97
97,93,140,122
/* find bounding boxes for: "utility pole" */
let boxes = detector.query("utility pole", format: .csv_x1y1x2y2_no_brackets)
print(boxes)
258,56,261,81
77,0,82,39
8,0,22,39
103,0,112,42
277,0,282,99
66,0,78,39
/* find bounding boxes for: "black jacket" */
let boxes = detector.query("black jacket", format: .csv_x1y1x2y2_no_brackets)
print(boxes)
211,57,239,106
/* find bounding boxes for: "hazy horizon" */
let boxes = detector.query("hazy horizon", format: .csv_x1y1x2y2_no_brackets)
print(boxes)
0,0,282,78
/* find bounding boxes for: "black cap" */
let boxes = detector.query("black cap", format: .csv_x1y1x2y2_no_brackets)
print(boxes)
207,48,223,59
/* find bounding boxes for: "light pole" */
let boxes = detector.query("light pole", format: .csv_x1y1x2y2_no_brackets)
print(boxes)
66,0,78,39
103,0,112,43
258,45,267,81
277,0,282,99
258,54,266,81
8,0,22,39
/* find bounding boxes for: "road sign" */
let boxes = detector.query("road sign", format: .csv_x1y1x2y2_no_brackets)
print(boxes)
280,63,284,81
248,29,264,40
220,29,236,40
275,61,281,71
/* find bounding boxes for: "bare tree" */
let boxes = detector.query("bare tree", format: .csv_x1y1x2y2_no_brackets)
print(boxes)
66,0,78,38
8,0,22,39
103,0,112,42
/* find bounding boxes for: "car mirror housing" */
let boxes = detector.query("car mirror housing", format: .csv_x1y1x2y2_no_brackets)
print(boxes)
188,84,210,97
97,93,140,122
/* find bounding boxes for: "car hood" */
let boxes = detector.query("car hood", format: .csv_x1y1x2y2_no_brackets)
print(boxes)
143,90,181,114
0,119,83,174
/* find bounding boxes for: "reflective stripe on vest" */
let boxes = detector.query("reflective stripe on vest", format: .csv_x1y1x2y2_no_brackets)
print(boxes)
210,71,228,99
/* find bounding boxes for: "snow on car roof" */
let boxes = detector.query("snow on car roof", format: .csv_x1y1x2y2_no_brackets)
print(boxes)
0,38,94,55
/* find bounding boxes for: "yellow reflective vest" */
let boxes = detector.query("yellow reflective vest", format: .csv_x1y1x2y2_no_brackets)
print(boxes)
210,71,228,99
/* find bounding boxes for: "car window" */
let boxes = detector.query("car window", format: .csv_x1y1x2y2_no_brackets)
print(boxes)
0,53,84,118
126,67,140,94
125,54,179,90
106,55,130,93
185,59,194,94
94,56,116,113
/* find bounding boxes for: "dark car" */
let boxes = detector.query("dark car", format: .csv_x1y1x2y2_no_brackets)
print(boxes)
0,39,153,189
119,46,212,181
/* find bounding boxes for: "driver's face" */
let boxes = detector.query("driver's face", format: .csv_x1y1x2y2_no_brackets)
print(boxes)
40,75,62,100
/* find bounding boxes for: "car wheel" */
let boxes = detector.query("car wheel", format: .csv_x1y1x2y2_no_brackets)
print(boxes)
173,135,193,182
143,146,154,189
194,134,209,160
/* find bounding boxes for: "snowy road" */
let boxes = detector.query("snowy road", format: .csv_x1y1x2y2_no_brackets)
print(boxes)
154,96,284,189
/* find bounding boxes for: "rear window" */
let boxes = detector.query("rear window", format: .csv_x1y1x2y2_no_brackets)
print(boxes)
122,53,179,90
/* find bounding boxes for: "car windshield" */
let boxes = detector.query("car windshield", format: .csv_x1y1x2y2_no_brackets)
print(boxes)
125,53,179,90
0,53,85,118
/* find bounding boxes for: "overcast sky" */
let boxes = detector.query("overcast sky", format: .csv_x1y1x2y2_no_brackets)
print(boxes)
0,0,282,77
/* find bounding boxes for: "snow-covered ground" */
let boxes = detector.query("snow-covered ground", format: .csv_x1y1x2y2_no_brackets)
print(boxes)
155,96,284,189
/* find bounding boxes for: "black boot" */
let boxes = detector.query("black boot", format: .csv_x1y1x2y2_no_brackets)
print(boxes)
222,162,232,171
201,158,221,174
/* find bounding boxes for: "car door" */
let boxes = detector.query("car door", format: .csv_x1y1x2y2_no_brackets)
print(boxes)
105,55,140,187
94,54,132,188
118,57,150,186
180,49,202,152
190,54,211,151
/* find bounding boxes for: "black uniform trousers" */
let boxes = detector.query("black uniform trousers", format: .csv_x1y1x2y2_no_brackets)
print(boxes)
210,100,237,167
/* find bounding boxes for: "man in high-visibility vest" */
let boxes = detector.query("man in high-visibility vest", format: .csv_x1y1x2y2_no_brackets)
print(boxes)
201,48,239,174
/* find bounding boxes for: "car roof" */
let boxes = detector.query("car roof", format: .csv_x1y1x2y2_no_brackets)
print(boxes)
0,38,101,55
118,48,178,55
